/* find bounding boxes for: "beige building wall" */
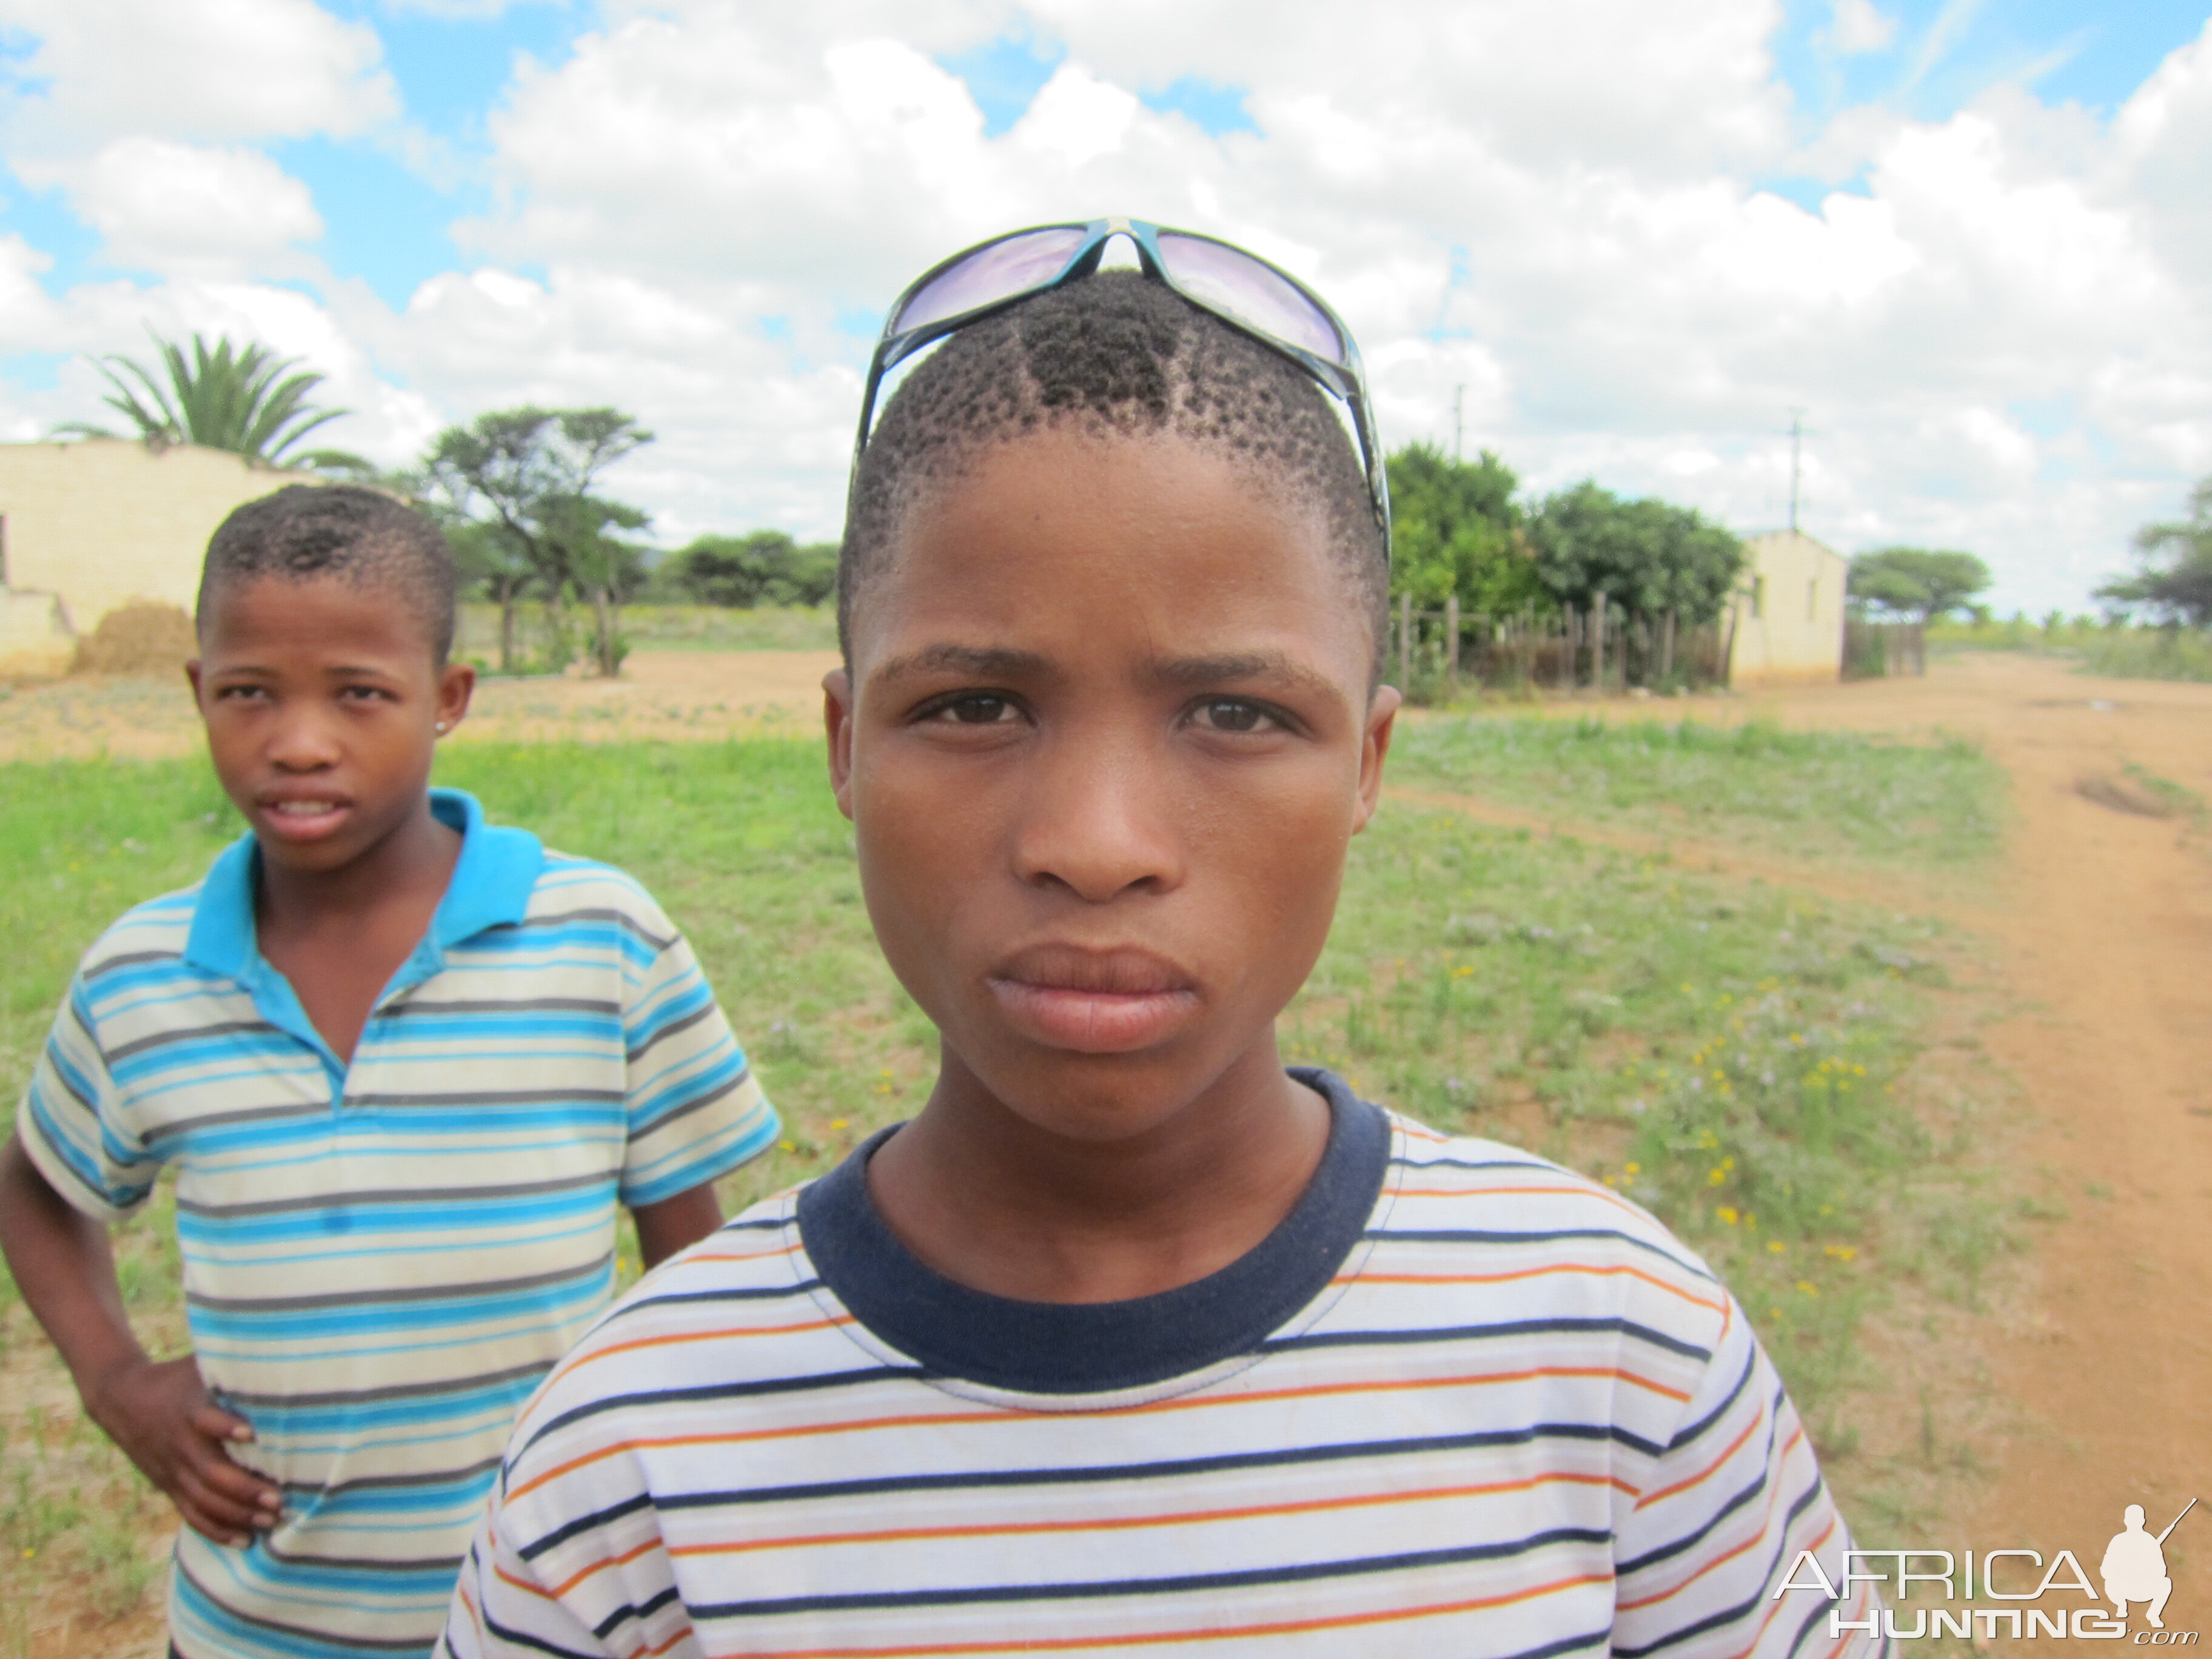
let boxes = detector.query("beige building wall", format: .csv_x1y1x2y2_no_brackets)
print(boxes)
1726,529,1849,688
0,439,310,655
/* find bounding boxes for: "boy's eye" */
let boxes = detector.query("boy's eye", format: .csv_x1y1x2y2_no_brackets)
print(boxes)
1191,699,1278,734
926,694,1020,725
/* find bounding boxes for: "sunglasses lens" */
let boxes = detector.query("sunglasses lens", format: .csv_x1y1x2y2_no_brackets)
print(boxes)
1155,232,1343,364
893,227,1093,336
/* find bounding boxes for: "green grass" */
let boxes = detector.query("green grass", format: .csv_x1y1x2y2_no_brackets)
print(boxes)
2074,627,2212,683
0,737,2003,1628
1927,617,2212,683
1390,714,2006,868
454,602,838,672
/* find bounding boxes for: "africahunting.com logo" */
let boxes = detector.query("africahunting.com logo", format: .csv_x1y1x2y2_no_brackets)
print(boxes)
1778,1499,2198,1643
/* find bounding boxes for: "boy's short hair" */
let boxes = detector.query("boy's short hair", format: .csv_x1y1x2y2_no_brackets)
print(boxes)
840,270,1389,665
198,484,458,662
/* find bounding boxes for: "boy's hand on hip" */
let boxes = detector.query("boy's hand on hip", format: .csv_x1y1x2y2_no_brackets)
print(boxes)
87,1355,281,1546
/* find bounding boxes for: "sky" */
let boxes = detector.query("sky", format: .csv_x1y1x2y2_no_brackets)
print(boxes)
3,1,2210,614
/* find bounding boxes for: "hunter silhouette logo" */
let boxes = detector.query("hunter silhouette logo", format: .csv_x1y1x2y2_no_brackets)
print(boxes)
1776,1496,2199,1643
2106,1501,2193,1630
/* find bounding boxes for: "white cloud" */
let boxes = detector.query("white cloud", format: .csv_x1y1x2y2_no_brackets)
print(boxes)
67,139,323,276
0,0,397,144
1826,0,1897,56
4,0,2211,610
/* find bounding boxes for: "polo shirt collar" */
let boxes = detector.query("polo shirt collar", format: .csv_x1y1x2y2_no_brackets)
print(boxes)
183,788,545,984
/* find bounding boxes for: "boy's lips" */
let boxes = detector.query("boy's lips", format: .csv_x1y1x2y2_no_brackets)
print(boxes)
984,945,1201,1054
253,792,355,842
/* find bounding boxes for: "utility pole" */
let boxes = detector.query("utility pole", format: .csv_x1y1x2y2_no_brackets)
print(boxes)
1453,384,1464,461
1788,408,1805,534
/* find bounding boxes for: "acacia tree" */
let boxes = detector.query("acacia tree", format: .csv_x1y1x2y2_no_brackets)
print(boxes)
2096,478,2212,628
421,407,652,675
1384,443,1544,612
1847,547,1991,623
662,531,839,608
1527,482,1744,622
54,330,367,471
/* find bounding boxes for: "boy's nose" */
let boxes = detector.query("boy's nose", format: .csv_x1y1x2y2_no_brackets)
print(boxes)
264,707,344,770
1010,734,1185,903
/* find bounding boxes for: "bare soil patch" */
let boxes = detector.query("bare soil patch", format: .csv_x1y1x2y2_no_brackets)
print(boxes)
0,648,842,762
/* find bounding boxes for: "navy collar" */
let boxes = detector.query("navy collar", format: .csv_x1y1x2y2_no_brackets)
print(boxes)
797,1068,1390,1396
183,788,544,988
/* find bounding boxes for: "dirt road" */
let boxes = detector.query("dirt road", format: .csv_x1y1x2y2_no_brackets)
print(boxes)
1615,655,2212,1599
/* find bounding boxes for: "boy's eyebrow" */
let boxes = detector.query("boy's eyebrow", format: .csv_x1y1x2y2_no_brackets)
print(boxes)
1150,651,1341,699
874,644,1053,683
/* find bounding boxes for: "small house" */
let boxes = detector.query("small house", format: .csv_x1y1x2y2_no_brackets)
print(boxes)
0,438,307,679
1726,529,1849,688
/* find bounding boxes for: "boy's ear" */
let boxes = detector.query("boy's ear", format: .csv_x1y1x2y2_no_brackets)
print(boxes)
184,659,204,703
1352,685,1401,834
823,668,857,822
435,661,477,736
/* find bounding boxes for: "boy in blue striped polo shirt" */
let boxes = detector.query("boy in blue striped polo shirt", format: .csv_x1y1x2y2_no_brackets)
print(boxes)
0,485,780,1659
446,229,1882,1657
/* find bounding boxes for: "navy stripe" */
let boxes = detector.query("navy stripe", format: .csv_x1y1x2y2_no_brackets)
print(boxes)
1264,1315,1712,1364
688,1526,1615,1620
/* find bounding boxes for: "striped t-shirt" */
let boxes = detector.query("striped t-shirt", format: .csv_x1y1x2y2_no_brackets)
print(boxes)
18,789,780,1659
440,1068,1882,1659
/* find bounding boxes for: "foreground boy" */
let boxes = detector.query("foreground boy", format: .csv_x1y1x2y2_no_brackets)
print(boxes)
442,223,1879,1657
0,486,778,1659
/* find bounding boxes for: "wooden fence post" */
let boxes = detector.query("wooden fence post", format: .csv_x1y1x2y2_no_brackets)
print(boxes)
1592,592,1607,693
1661,608,1677,683
1398,592,1413,686
1444,594,1460,697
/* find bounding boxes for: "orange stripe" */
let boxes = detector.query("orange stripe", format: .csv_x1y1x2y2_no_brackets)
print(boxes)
1635,1410,1761,1510
492,1557,558,1603
1347,1260,1726,1315
1393,1181,1684,1230
717,1569,1615,1658
667,1470,1635,1561
543,1532,668,1600
561,1313,856,1377
1732,1510,1843,1659
658,1238,803,1265
1615,1509,1768,1610
505,1362,1689,1504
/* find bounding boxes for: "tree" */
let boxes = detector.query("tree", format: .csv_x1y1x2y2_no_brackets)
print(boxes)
421,407,653,675
1384,443,1544,612
662,531,839,608
53,330,366,471
2096,478,2212,629
1846,547,1991,624
1527,482,1744,623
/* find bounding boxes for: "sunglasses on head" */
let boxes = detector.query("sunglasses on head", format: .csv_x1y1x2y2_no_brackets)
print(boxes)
855,217,1390,553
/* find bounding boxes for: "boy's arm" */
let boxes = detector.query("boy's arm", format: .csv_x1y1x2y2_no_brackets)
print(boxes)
631,1180,723,1269
1610,1296,1884,1657
617,896,779,1223
0,1134,281,1544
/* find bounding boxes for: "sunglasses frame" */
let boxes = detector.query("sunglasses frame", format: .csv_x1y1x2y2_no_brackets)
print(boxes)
854,217,1391,554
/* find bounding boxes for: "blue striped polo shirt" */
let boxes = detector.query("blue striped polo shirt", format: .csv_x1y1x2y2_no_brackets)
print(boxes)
17,788,780,1659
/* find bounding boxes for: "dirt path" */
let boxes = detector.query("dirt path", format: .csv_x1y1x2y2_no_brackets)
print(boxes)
1529,655,2212,1598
